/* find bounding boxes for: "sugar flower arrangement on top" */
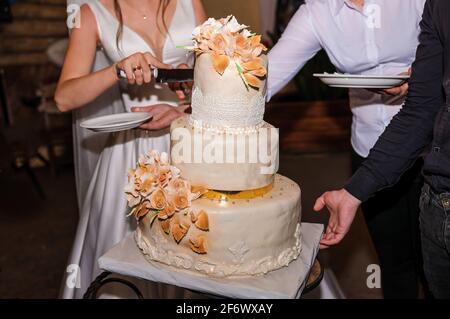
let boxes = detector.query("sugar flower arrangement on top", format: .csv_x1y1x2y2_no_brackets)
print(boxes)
181,15,267,90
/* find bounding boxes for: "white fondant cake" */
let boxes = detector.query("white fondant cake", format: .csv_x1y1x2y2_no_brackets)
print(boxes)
136,175,301,277
129,16,303,278
170,116,279,191
190,54,267,128
171,53,276,191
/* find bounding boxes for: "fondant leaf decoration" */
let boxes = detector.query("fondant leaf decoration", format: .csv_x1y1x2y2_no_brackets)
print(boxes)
190,236,207,254
211,53,230,75
160,219,171,234
195,210,210,231
136,202,151,219
241,58,263,71
190,185,208,201
158,202,176,220
250,67,267,77
127,205,139,217
149,211,160,227
251,47,264,59
190,211,198,223
241,58,267,78
172,221,190,244
250,35,262,47
243,73,260,88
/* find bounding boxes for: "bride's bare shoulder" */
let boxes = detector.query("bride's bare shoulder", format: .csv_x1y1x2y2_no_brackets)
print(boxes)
68,4,99,42
78,4,97,29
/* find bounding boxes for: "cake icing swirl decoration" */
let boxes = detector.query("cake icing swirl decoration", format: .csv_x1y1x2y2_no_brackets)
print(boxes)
179,15,267,90
125,150,210,253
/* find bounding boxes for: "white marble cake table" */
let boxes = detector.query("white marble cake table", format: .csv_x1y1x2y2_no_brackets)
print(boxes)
98,223,324,299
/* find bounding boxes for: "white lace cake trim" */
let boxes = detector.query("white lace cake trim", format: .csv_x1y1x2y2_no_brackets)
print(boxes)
188,116,265,134
191,86,265,128
135,223,302,278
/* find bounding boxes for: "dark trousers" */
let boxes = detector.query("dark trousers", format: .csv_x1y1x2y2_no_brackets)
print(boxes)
352,151,426,299
419,184,450,299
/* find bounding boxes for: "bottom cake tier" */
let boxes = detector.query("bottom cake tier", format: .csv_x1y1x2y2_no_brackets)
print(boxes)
135,174,302,277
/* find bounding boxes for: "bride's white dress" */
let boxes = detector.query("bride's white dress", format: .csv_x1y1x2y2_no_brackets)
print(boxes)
72,51,125,211
61,0,196,299
68,0,126,213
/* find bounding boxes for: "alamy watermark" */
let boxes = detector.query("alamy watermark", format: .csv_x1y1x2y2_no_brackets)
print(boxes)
66,264,81,289
366,264,381,289
67,4,81,29
365,4,382,29
171,124,279,175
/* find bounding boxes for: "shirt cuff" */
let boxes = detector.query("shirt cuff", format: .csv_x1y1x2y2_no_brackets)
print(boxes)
344,167,384,202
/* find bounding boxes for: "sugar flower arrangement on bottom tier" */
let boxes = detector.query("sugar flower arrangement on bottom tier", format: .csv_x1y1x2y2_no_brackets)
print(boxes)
125,150,210,254
179,15,268,91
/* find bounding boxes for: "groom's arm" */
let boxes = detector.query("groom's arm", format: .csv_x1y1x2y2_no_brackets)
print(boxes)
267,4,322,100
315,0,447,248
345,0,445,201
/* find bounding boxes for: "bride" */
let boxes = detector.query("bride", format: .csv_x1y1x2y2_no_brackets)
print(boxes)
55,0,206,298
67,0,125,213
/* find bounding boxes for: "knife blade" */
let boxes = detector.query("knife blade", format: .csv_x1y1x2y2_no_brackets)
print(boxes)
116,66,194,83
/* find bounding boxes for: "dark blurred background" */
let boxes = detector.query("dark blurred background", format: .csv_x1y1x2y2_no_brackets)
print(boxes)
0,0,380,299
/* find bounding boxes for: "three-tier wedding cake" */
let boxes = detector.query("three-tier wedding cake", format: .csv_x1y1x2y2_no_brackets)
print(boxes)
126,16,302,278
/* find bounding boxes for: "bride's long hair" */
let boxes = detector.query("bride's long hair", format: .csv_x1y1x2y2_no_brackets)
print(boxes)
113,0,172,51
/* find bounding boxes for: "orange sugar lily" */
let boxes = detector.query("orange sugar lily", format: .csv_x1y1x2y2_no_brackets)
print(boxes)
211,53,230,75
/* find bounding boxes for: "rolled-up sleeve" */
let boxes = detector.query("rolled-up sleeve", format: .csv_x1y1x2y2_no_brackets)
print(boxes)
345,0,445,201
267,4,322,100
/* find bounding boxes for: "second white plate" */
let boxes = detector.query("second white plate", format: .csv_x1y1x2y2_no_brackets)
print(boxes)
314,73,410,89
80,112,153,133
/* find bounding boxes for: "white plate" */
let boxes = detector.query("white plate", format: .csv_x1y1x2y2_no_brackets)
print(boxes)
80,112,153,133
313,73,410,89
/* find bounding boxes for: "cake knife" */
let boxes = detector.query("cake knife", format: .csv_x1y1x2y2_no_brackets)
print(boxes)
116,66,194,83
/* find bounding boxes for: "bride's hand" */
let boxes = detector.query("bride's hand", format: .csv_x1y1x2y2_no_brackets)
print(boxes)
115,52,170,86
131,104,190,130
169,64,193,100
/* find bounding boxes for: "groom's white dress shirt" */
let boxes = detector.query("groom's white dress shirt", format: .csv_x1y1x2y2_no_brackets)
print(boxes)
268,0,426,157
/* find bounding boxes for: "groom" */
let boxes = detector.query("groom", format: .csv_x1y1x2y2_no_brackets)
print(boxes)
315,0,450,299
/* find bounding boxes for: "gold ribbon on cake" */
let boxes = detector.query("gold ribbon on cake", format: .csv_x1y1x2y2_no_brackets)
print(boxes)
203,183,273,201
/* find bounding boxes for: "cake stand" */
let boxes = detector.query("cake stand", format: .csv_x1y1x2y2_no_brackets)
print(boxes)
87,223,324,299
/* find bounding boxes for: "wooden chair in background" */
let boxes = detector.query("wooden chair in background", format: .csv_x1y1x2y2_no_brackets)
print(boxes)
37,82,73,176
0,67,45,199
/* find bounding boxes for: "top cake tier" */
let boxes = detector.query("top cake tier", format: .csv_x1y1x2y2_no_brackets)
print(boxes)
191,54,267,129
184,15,269,129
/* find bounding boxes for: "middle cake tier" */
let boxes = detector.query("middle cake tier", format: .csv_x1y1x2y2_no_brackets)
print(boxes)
170,115,279,191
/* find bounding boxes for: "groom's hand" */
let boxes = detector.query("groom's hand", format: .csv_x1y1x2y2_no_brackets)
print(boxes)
313,189,361,249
